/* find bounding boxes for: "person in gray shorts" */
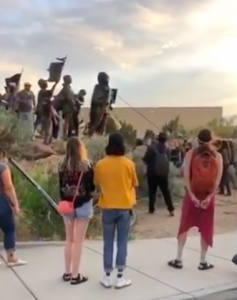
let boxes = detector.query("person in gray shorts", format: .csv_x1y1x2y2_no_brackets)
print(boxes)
58,137,95,285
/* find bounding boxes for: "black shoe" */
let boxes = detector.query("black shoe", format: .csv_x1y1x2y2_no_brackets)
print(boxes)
169,211,175,217
71,274,88,285
62,273,71,282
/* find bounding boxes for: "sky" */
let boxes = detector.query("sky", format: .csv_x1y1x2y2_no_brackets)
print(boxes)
0,0,237,115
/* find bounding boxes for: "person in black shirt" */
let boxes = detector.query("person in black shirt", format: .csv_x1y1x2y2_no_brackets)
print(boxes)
58,137,95,285
143,132,174,216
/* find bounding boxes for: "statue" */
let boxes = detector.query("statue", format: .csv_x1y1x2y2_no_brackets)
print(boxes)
88,72,110,136
36,79,59,144
55,75,75,140
68,89,86,137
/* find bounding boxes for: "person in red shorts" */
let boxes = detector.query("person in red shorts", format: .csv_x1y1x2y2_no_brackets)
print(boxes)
168,129,223,271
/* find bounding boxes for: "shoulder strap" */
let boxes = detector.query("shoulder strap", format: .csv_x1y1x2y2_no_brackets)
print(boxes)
72,171,84,204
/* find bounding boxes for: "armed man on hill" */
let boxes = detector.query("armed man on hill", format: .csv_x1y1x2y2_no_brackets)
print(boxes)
88,72,110,137
55,75,75,140
16,83,36,140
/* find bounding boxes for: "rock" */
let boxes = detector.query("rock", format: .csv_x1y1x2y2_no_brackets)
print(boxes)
22,141,54,160
51,140,66,155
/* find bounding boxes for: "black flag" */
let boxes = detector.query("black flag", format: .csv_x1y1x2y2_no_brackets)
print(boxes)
109,88,118,105
47,56,67,82
5,73,21,87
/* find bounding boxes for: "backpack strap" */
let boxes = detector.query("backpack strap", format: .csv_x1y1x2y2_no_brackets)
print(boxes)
72,171,84,205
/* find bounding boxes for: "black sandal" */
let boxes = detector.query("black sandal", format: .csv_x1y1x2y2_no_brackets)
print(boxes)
71,274,88,285
62,273,71,282
198,262,214,271
168,259,183,269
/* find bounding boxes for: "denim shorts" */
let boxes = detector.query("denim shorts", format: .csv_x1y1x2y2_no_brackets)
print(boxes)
63,200,93,221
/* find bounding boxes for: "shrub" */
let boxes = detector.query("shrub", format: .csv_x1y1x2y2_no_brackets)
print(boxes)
0,107,30,151
12,164,102,240
118,121,137,146
83,135,108,162
11,165,63,240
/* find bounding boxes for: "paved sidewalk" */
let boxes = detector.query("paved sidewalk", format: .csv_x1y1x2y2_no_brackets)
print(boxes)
1,232,237,300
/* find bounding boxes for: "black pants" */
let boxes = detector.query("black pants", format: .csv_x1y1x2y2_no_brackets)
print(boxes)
220,164,231,195
68,113,79,137
147,175,174,213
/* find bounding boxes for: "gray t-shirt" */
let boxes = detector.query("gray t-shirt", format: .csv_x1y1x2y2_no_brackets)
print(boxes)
17,90,34,112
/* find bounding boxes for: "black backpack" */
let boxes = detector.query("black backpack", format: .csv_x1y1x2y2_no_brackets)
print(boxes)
154,145,170,176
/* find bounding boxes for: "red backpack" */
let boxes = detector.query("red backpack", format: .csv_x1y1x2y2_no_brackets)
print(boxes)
190,149,218,197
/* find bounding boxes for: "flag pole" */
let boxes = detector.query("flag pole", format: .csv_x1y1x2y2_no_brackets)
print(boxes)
17,68,24,92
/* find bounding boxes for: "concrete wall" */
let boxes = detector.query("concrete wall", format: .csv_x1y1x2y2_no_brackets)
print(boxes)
81,106,223,137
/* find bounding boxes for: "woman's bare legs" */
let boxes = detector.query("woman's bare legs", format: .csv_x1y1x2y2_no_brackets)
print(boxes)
176,232,188,261
198,237,213,270
168,232,188,269
63,219,74,275
71,219,89,279
200,237,208,263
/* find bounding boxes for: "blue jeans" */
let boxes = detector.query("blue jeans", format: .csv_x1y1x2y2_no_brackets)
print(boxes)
102,209,131,273
63,200,93,220
0,196,16,251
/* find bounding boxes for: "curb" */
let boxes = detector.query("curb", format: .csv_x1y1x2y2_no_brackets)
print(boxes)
192,282,237,299
195,288,237,300
2,241,65,249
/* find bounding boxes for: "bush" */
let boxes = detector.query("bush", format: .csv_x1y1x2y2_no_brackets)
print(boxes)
12,164,102,240
11,165,63,240
83,135,108,162
0,107,30,151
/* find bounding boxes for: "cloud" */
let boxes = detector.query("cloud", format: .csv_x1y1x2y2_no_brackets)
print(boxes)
0,0,237,115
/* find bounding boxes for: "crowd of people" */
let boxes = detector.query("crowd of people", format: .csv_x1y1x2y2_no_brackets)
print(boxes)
0,72,113,143
0,126,236,288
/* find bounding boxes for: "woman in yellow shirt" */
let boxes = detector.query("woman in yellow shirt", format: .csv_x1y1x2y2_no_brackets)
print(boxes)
94,133,138,289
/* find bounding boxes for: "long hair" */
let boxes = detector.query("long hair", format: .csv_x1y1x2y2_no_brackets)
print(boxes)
105,132,125,156
60,137,88,172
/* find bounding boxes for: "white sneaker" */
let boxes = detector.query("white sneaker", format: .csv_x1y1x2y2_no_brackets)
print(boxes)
7,259,27,267
115,277,132,289
100,275,112,288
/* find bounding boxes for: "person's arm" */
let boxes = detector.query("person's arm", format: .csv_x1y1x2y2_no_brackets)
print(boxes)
142,146,153,165
51,81,59,95
32,92,36,109
131,162,138,188
86,167,95,192
201,152,223,208
93,163,99,187
211,152,223,197
58,167,65,199
2,167,19,208
183,150,196,201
